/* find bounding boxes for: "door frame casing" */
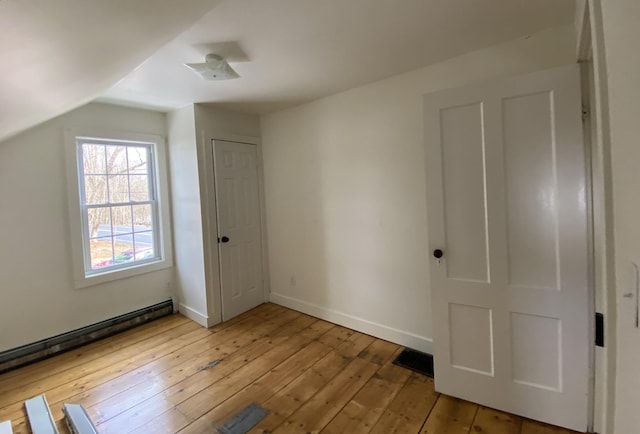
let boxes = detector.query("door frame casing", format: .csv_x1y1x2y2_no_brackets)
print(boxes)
197,133,270,326
576,1,617,433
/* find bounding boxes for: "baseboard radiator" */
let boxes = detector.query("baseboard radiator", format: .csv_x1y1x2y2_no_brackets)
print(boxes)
0,299,174,375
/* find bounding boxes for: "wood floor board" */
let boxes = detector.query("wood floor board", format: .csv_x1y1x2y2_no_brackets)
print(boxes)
316,324,356,349
321,362,411,434
0,303,582,434
368,372,439,434
173,333,322,425
146,322,334,434
90,309,304,427
0,319,204,412
420,395,478,434
333,332,376,360
298,319,335,340
95,311,313,433
471,406,522,434
8,324,212,409
521,419,578,434
5,305,296,430
89,308,298,398
175,340,334,434
0,313,190,391
247,329,378,434
271,356,380,434
356,338,401,366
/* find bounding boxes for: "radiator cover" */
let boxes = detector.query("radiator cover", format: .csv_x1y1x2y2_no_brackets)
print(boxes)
0,299,173,374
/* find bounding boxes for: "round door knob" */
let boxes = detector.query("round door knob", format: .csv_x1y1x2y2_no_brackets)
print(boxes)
220,236,230,243
433,249,444,259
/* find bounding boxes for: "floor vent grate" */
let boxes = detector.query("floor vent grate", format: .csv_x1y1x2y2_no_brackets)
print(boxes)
393,348,434,377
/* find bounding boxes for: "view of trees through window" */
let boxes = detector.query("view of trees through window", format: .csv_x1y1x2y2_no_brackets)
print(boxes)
78,140,158,272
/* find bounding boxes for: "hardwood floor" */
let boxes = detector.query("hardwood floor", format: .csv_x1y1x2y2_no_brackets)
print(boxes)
0,303,579,434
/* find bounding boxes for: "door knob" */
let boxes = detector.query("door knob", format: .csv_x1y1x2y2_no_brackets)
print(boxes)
433,249,444,259
219,236,230,243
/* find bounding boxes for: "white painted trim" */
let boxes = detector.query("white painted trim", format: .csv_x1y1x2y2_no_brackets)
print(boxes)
63,127,174,289
211,133,261,145
178,303,216,328
256,140,272,300
587,2,617,433
269,292,433,354
575,0,589,60
0,420,13,434
197,124,223,326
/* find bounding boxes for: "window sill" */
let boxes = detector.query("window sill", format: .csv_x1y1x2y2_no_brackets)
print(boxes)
74,258,172,289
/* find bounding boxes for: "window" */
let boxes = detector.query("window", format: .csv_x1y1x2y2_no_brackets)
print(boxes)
66,130,172,287
77,138,160,273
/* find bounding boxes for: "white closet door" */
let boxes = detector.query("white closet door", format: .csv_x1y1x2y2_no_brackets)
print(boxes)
213,140,264,320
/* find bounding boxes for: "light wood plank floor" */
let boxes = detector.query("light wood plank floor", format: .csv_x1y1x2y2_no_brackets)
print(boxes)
0,303,580,434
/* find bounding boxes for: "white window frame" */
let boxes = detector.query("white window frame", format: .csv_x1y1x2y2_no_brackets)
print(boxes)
65,128,173,288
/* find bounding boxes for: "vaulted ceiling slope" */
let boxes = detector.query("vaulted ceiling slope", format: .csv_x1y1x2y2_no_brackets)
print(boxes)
100,0,576,115
1,0,576,143
0,0,222,142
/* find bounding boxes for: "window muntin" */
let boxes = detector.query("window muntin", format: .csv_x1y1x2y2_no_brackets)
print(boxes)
76,138,161,275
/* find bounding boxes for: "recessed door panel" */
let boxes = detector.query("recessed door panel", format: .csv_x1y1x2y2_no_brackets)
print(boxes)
440,103,489,283
503,92,559,291
223,178,237,230
449,304,494,375
511,312,561,391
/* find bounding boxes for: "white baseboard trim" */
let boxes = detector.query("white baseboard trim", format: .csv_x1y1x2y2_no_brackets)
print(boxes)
269,292,433,354
178,303,212,328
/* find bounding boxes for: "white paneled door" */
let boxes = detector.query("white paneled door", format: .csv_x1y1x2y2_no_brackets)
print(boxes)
213,140,264,321
425,65,589,431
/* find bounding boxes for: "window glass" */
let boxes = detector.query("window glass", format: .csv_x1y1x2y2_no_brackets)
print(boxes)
76,139,160,274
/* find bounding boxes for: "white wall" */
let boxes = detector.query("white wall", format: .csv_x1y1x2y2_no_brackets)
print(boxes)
167,105,209,325
194,104,262,324
168,104,261,326
0,103,173,352
260,25,577,353
600,1,640,432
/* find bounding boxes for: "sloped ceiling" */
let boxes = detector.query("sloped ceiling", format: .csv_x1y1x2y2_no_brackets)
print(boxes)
1,0,576,142
0,0,222,142
100,0,576,114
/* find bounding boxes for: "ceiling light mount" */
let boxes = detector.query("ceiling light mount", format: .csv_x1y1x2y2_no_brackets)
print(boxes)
184,53,239,81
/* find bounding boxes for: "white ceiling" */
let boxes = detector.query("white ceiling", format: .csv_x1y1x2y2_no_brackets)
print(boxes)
0,0,222,142
1,0,575,142
100,0,576,114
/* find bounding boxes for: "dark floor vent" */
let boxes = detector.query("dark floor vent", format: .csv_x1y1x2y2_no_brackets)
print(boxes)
393,348,434,378
0,299,174,374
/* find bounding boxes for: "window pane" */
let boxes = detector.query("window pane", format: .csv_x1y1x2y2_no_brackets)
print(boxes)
112,205,133,246
106,145,128,175
129,175,149,202
87,208,112,239
84,175,108,205
113,242,135,265
108,175,129,203
89,237,114,269
134,231,154,251
82,144,106,174
128,146,148,174
133,204,153,231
